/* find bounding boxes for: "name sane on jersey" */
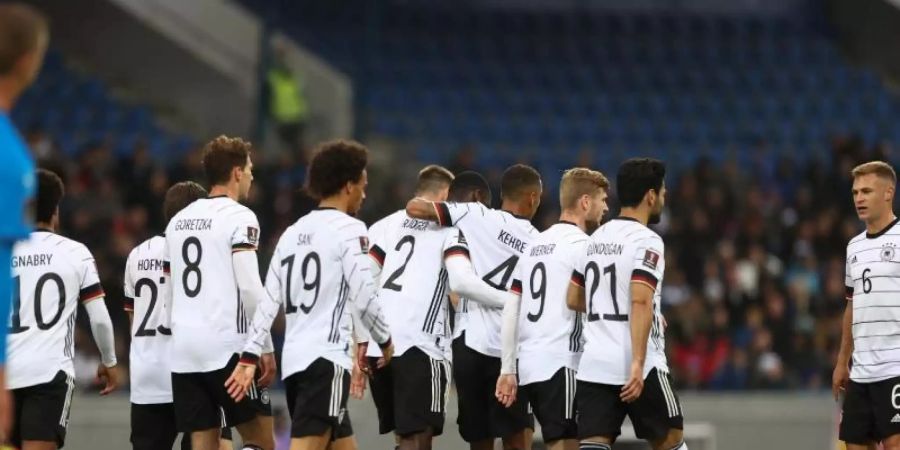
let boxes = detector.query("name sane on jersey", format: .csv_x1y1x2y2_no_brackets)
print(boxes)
11,253,52,268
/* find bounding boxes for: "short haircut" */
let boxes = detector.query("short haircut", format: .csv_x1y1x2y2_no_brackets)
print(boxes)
448,171,492,204
164,181,208,222
307,139,368,199
852,161,897,185
202,135,252,187
616,158,667,208
36,168,63,223
0,3,48,75
559,168,610,209
500,164,541,201
416,165,454,195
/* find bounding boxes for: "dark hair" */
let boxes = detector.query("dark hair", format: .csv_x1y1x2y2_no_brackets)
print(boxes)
448,171,492,204
616,158,666,207
202,135,252,187
500,164,541,201
164,181,208,222
36,168,63,223
0,3,48,75
307,139,368,199
416,164,454,195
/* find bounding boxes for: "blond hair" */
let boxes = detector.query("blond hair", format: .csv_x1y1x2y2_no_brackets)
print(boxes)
852,161,897,185
560,168,609,209
416,164,454,195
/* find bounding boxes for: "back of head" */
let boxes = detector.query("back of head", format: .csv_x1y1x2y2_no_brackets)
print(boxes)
202,135,252,187
448,170,492,204
36,168,63,223
415,164,454,196
0,3,48,76
559,167,609,209
616,158,666,207
306,139,368,199
164,181,208,223
500,164,541,202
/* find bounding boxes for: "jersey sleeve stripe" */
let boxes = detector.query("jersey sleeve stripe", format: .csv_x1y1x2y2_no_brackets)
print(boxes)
369,245,386,266
163,261,170,274
846,286,854,301
123,297,134,311
443,246,470,259
571,270,585,287
631,269,659,290
435,202,452,226
510,279,523,295
79,283,105,303
232,243,257,252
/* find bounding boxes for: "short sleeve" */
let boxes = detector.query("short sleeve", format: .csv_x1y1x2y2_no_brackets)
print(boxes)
435,202,487,227
570,241,588,288
368,219,388,267
123,249,136,311
632,236,665,291
77,245,104,303
845,252,854,301
442,228,470,260
231,210,261,252
510,260,524,295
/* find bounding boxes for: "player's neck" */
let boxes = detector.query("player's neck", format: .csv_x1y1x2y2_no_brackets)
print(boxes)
34,221,54,232
415,191,443,202
618,207,648,225
500,201,531,220
866,212,898,235
318,196,349,214
208,184,237,201
558,210,585,231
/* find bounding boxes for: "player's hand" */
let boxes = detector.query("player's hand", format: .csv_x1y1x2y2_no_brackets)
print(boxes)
0,367,13,440
833,363,850,402
225,363,257,402
356,342,371,375
620,361,645,403
258,353,277,388
350,361,368,400
377,340,394,368
495,374,518,408
97,364,120,395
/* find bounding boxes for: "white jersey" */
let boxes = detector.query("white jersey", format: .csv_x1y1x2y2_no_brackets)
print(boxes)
248,208,389,377
7,230,105,390
435,202,538,357
575,217,668,385
164,196,261,373
510,222,587,385
846,218,900,383
124,235,173,404
367,210,469,360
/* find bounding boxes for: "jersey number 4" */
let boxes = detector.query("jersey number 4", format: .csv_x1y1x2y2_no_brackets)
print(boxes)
483,255,519,290
585,262,628,322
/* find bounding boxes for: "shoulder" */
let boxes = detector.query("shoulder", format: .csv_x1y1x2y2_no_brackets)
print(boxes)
847,230,869,249
335,213,367,236
58,235,94,261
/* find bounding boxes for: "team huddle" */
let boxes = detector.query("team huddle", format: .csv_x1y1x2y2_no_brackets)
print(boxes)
5,136,687,450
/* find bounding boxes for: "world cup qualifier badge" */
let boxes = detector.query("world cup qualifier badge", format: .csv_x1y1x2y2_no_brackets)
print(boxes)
643,249,661,270
359,236,369,253
247,226,259,246
882,243,897,262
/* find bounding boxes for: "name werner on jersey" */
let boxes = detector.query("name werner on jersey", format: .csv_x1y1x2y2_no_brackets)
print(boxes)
173,218,213,231
498,230,527,253
530,244,556,257
11,253,52,267
587,242,624,256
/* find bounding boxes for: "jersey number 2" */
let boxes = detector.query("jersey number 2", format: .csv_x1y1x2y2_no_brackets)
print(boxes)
134,278,171,337
383,236,415,292
585,262,628,322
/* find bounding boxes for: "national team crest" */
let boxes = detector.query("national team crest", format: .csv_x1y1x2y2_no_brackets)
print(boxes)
643,249,661,270
247,226,259,246
882,243,897,262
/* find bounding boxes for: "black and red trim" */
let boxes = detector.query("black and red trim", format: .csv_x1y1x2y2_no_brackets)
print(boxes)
571,270,585,287
79,283,105,303
232,243,257,252
369,245,386,266
510,279,523,295
631,268,659,290
239,352,260,365
123,297,134,312
163,261,171,274
845,286,854,301
435,202,452,227
443,245,470,259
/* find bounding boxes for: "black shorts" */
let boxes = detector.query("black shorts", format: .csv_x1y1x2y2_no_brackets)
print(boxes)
840,375,900,444
10,370,74,448
171,354,272,433
453,334,533,442
284,358,352,440
369,347,450,437
520,368,578,443
577,368,684,442
131,402,232,450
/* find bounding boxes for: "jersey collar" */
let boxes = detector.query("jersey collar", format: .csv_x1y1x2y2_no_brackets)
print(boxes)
558,220,578,227
867,216,900,239
207,194,228,199
501,209,530,221
611,216,640,223
35,227,53,233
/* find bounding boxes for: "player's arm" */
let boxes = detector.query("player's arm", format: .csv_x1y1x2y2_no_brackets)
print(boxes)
123,250,135,328
622,241,664,403
443,228,513,308
833,258,854,400
341,226,393,353
405,198,441,222
567,270,586,312
496,276,522,408
406,200,479,227
78,248,119,395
